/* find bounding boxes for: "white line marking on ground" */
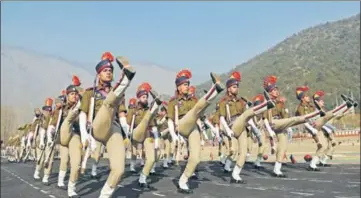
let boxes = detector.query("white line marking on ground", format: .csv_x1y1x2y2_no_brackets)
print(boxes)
308,179,333,183
334,196,360,198
213,181,231,186
347,181,360,184
41,190,49,194
2,167,57,197
117,184,124,187
152,192,166,197
132,188,141,192
290,192,314,196
292,170,355,175
245,187,267,191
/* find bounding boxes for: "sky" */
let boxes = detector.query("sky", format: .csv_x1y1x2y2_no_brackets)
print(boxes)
1,1,360,75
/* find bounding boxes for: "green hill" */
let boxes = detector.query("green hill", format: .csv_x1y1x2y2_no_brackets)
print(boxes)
195,14,360,114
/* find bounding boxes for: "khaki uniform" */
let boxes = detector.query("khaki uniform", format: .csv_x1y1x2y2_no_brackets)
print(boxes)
79,85,127,189
126,102,158,177
56,103,83,187
264,100,293,162
254,115,267,158
167,94,206,178
158,114,171,165
34,114,53,177
218,95,247,167
211,110,230,162
296,102,327,161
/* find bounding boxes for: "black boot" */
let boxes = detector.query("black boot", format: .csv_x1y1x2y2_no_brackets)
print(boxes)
230,177,247,184
177,183,193,194
263,91,276,109
69,195,80,198
306,166,321,171
340,94,354,108
90,174,101,180
318,162,332,167
116,56,136,81
210,72,225,93
272,172,287,178
314,100,326,117
138,182,151,190
57,185,67,190
149,90,163,105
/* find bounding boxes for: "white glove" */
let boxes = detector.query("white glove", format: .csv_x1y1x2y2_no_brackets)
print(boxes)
286,127,293,134
179,135,185,144
47,140,54,148
151,126,159,149
167,119,179,142
79,112,89,146
220,116,234,137
264,119,276,138
26,132,34,148
119,117,129,136
39,142,45,150
88,135,97,152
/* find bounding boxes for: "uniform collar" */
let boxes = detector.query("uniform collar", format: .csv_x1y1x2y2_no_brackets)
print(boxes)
176,93,192,101
96,83,112,91
136,101,149,110
225,93,239,101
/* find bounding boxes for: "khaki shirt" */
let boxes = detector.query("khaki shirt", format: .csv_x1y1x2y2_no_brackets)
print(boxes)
295,102,316,116
167,94,198,121
218,95,245,122
80,85,127,121
210,110,220,125
263,99,288,120
127,102,155,128
30,118,42,132
50,103,80,134
156,114,168,131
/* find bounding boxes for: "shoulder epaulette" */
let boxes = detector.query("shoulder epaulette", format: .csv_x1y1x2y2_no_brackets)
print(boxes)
85,87,95,91
219,95,229,102
169,96,177,102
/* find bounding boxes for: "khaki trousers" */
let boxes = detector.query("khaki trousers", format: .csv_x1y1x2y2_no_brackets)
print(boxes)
142,138,160,176
183,129,201,177
35,146,55,175
230,108,258,167
160,137,171,160
257,130,267,157
59,106,84,183
91,92,126,188
59,145,69,172
271,116,307,162
132,111,157,143
325,133,337,156
247,130,253,153
173,97,210,177
90,141,103,162
311,111,335,159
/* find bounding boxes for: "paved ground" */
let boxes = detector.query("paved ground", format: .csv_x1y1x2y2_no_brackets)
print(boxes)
1,158,360,198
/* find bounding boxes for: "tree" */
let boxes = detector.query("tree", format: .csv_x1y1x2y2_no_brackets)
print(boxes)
1,105,17,143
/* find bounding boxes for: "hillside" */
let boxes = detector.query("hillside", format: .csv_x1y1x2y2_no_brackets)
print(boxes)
196,14,360,114
0,46,198,137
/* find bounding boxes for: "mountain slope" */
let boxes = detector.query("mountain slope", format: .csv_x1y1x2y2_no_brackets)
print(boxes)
0,46,180,135
196,14,360,114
